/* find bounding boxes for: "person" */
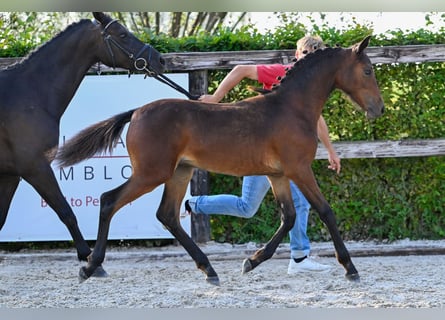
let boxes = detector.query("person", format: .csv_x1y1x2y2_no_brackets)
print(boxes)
185,36,341,274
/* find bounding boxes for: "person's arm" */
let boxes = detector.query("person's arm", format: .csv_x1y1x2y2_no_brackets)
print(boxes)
199,65,258,103
317,115,341,174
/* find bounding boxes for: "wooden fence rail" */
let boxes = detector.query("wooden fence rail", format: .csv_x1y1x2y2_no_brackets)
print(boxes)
316,139,445,159
2,44,445,73
163,44,445,70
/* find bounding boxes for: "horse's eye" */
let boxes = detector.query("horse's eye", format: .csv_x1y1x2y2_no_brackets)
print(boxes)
364,69,372,76
120,33,127,39
302,50,308,55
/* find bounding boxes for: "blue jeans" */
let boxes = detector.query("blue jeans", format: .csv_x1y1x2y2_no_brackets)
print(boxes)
187,175,311,259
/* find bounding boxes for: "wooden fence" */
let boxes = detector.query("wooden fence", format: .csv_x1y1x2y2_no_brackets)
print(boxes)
2,44,444,241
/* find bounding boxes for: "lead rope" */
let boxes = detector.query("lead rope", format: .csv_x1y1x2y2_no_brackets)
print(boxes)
151,73,201,100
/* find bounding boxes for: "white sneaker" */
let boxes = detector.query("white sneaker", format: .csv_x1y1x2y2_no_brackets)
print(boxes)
287,257,331,274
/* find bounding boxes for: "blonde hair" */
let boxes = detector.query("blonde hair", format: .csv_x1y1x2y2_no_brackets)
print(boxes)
296,35,324,54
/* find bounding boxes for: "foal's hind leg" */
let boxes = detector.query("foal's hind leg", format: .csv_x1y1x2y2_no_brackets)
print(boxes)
0,175,20,231
157,165,220,285
79,173,168,281
79,179,140,281
242,176,296,274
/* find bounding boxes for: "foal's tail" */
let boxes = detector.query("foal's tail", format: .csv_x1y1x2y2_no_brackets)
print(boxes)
56,109,137,167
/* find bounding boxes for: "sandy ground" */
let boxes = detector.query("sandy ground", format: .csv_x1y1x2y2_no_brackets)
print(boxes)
1,240,444,308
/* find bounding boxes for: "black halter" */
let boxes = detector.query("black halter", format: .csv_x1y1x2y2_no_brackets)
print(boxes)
100,19,157,76
98,19,199,100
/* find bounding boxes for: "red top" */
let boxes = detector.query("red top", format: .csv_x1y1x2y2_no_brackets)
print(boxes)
257,64,292,90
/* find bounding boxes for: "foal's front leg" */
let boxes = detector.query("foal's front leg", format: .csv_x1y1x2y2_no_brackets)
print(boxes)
290,170,359,281
242,176,296,273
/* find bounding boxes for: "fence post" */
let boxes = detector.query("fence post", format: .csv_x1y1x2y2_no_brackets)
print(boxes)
188,70,211,243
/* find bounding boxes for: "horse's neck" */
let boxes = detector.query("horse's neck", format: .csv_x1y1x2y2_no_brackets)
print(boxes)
12,21,98,118
277,53,341,121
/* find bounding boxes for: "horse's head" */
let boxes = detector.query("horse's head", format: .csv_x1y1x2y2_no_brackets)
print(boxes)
336,36,385,119
92,12,165,76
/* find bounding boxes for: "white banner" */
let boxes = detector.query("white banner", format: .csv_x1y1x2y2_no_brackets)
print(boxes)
1,73,191,242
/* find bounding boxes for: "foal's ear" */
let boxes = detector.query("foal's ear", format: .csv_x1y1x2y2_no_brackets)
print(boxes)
92,12,110,25
354,35,371,55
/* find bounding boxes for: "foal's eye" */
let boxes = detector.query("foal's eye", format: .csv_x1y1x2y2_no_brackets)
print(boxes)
302,50,308,55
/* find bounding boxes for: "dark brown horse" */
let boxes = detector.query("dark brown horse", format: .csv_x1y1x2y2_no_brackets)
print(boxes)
0,12,165,273
57,36,384,285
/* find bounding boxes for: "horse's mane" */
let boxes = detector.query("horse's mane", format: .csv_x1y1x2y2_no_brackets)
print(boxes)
3,19,92,71
264,46,342,93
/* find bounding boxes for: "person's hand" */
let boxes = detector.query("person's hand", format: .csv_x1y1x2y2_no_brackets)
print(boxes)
327,152,341,174
199,94,219,103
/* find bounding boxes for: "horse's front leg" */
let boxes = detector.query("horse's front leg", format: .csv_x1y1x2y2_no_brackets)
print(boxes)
0,176,20,231
290,170,359,282
21,165,110,279
242,175,296,274
157,166,220,286
318,204,359,281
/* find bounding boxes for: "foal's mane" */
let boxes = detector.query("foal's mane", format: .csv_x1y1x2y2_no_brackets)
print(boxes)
3,19,92,71
267,46,342,93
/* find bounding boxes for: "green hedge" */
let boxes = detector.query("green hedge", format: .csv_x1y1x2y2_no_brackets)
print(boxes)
2,17,443,243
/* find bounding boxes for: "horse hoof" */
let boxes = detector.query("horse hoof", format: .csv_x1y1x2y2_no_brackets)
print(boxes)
242,258,253,274
345,273,360,282
91,265,108,278
78,266,90,283
206,276,220,286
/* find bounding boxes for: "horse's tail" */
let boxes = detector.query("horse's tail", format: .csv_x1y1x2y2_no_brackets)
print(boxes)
56,109,137,167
